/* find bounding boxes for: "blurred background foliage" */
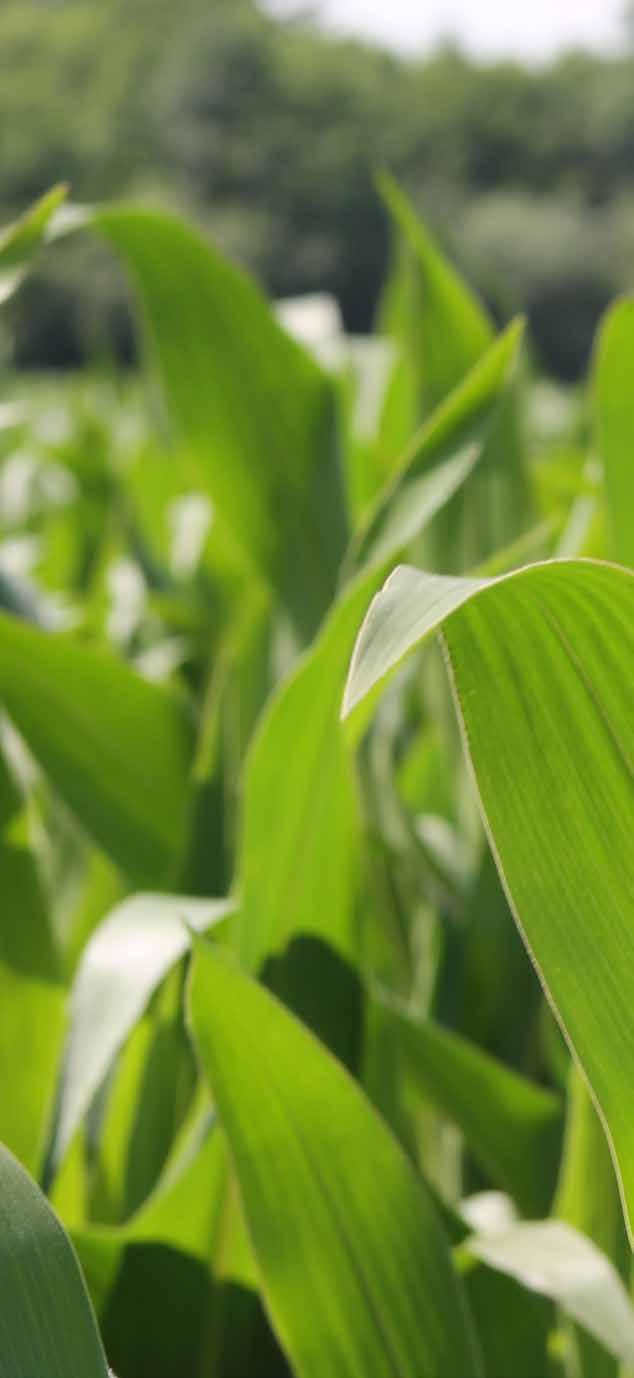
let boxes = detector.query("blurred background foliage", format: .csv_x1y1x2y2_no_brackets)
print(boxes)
3,0,634,378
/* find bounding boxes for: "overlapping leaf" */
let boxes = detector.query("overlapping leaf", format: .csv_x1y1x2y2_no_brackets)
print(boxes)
0,609,196,882
466,1219,634,1367
389,1006,561,1215
49,893,233,1175
93,205,347,639
237,324,522,986
343,557,634,1239
0,1143,109,1378
189,943,483,1378
378,174,493,419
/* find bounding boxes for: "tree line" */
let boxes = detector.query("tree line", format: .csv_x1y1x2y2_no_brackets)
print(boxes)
2,0,634,376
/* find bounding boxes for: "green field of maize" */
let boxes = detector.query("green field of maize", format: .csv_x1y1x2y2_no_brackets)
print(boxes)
0,181,633,1378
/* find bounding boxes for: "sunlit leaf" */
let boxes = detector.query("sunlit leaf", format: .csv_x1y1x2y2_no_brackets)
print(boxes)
595,297,634,569
343,557,634,1239
49,893,233,1175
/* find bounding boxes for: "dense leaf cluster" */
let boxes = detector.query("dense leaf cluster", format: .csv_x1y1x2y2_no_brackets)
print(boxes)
0,183,633,1377
2,0,634,373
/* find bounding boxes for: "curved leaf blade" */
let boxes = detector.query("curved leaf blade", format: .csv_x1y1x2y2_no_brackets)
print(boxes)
466,1221,634,1367
378,173,493,417
0,1143,109,1378
0,185,67,305
49,894,234,1175
93,205,347,636
189,944,483,1378
343,558,634,1239
347,319,524,578
0,609,196,882
237,452,475,977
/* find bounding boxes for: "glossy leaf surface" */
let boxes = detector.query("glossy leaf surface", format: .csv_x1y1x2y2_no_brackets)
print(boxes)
344,558,634,1238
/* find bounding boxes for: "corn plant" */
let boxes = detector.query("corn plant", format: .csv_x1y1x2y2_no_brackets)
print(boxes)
0,179,633,1378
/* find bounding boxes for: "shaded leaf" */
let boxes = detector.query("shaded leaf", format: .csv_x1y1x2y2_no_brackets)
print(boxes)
463,1261,553,1378
389,1005,562,1216
0,1143,109,1378
189,943,483,1378
237,431,477,991
466,1220,634,1367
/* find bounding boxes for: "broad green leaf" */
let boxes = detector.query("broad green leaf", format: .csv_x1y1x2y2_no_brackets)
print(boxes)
189,943,483,1378
235,345,520,1054
378,173,493,419
93,206,347,639
236,446,477,980
389,1006,562,1215
466,1220,634,1367
343,558,634,1240
595,297,634,568
49,893,233,1176
236,572,374,977
0,1143,109,1378
0,609,196,882
0,185,67,305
